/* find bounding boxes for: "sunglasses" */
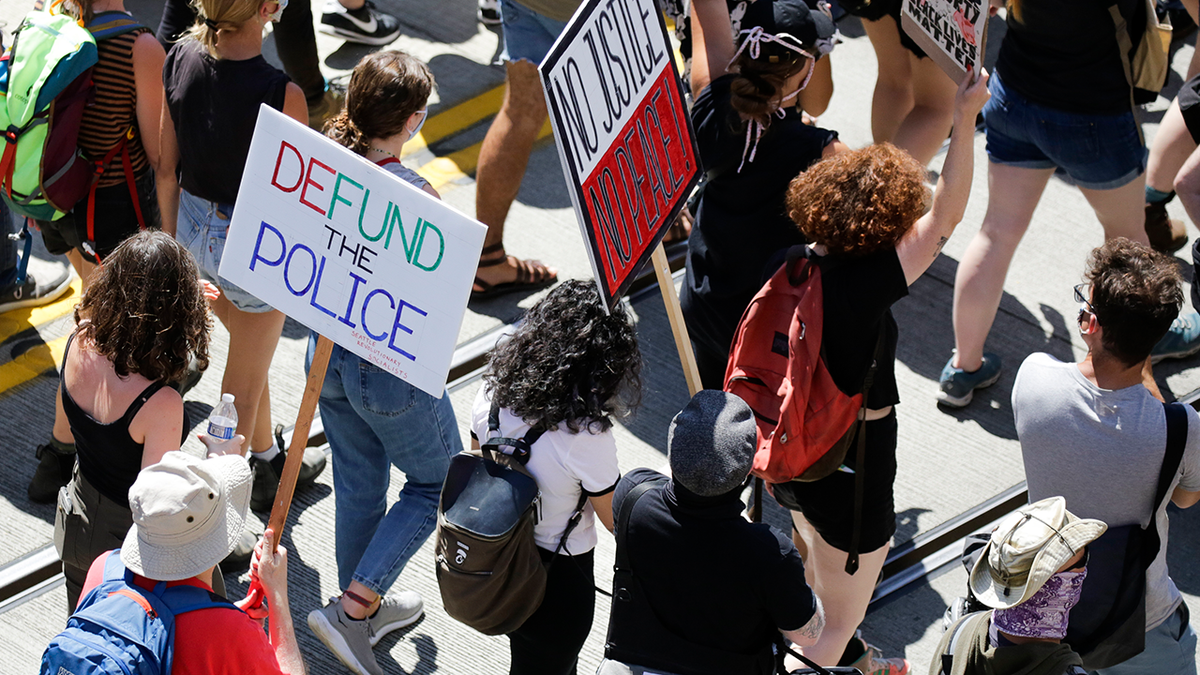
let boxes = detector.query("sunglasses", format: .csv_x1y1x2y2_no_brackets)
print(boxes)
1074,283,1097,327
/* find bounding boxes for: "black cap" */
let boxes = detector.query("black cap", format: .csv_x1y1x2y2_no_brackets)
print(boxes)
738,0,836,54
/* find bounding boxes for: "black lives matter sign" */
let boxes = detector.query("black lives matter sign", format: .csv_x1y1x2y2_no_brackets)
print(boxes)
901,0,988,84
540,0,701,309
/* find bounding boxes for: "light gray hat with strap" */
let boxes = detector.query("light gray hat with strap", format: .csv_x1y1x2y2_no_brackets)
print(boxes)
121,451,252,581
969,496,1107,610
668,390,757,497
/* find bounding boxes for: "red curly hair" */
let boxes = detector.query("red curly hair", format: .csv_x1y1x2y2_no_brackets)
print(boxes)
786,143,929,256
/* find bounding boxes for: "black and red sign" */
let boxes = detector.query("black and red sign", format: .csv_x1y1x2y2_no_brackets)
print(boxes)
540,0,701,309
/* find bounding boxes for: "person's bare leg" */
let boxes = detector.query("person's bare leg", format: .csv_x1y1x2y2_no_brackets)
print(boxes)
65,249,97,291
208,293,285,454
1146,102,1197,197
791,512,890,666
952,164,1054,372
862,17,914,147
1079,174,1150,246
891,53,957,166
252,379,275,455
473,59,558,289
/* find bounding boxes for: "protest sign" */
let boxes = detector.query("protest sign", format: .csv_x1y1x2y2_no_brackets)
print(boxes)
901,0,988,84
539,0,701,310
219,105,487,399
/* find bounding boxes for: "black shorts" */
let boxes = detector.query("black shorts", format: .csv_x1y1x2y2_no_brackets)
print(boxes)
1179,73,1200,145
771,410,898,554
38,170,160,263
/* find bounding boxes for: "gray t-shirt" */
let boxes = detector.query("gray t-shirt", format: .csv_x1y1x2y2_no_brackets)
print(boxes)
1012,353,1200,631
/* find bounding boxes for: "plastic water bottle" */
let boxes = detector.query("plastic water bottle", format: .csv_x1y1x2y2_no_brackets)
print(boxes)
208,393,238,440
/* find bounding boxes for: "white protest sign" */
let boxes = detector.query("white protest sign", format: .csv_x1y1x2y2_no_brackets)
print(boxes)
901,0,988,84
219,105,486,398
539,0,700,309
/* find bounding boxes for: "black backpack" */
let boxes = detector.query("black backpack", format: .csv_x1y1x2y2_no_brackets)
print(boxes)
434,402,586,635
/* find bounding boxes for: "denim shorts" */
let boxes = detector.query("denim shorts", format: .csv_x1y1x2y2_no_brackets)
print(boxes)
499,0,568,65
177,189,273,313
983,72,1146,190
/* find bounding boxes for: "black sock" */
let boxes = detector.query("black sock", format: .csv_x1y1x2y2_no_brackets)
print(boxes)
837,637,866,667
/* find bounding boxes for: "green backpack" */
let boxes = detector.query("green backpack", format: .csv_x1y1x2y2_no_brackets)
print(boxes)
0,10,145,224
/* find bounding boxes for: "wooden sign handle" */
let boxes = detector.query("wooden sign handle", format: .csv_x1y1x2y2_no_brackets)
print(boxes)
651,243,702,397
264,334,334,551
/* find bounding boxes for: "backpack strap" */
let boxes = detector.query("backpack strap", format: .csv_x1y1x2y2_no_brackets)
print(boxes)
86,14,146,41
1156,401,1188,512
83,125,145,262
936,611,989,675
481,401,546,465
614,477,668,574
844,327,887,576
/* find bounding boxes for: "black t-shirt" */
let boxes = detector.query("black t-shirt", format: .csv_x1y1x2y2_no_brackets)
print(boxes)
682,74,837,358
164,40,290,205
611,468,816,657
995,0,1135,115
789,245,908,409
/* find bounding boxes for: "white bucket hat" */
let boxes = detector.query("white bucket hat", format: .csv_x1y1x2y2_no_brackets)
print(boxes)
969,496,1107,610
121,451,252,581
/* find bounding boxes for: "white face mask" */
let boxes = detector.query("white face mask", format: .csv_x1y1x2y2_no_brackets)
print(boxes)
266,0,288,23
408,109,428,138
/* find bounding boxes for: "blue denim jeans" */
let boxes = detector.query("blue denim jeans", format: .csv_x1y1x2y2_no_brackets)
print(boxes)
176,189,273,313
983,72,1146,190
498,0,568,64
306,334,461,594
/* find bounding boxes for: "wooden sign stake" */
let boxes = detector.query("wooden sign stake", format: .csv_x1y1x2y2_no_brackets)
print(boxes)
651,243,702,397
265,333,333,546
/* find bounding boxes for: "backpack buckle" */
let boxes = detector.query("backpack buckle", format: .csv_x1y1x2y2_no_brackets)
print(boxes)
3,127,17,145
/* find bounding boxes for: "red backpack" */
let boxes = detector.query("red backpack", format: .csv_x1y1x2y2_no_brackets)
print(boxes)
724,246,881,484
724,247,882,575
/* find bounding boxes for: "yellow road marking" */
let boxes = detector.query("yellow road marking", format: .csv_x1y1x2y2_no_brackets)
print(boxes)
422,119,554,192
406,85,506,159
0,334,68,393
0,278,81,345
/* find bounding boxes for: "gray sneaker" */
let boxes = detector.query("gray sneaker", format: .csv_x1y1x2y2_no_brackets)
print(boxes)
308,600,384,675
367,591,424,645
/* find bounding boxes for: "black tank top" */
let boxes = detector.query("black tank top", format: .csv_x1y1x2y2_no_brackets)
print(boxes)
163,39,290,205
61,332,166,507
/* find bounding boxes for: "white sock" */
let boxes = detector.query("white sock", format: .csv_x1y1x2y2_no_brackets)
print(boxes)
252,446,281,462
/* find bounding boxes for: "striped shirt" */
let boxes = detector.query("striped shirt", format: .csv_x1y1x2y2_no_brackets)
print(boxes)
78,13,150,188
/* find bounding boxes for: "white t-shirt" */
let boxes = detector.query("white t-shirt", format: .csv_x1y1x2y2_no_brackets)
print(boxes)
471,387,620,555
1013,353,1200,631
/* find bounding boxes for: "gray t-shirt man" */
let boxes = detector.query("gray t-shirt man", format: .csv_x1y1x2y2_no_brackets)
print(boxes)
1013,353,1200,631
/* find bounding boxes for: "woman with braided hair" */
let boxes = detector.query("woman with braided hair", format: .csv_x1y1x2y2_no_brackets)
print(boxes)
681,0,849,391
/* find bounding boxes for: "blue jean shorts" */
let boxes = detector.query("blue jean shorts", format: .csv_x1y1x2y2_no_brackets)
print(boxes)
983,72,1146,190
177,189,274,313
499,0,569,65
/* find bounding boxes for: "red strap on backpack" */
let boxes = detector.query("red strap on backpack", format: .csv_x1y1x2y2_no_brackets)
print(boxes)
0,126,19,199
84,125,145,262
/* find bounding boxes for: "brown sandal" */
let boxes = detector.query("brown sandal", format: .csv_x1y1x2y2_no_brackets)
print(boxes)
471,243,558,300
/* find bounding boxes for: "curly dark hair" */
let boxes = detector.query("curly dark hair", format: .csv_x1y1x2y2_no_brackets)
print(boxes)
74,230,211,383
786,143,929,256
484,280,642,433
729,49,809,127
1086,238,1182,366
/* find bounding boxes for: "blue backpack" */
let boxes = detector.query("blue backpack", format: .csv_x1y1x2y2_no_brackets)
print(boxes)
41,550,238,675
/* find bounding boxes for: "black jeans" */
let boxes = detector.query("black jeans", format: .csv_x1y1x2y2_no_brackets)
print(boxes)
155,0,326,103
508,548,596,675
